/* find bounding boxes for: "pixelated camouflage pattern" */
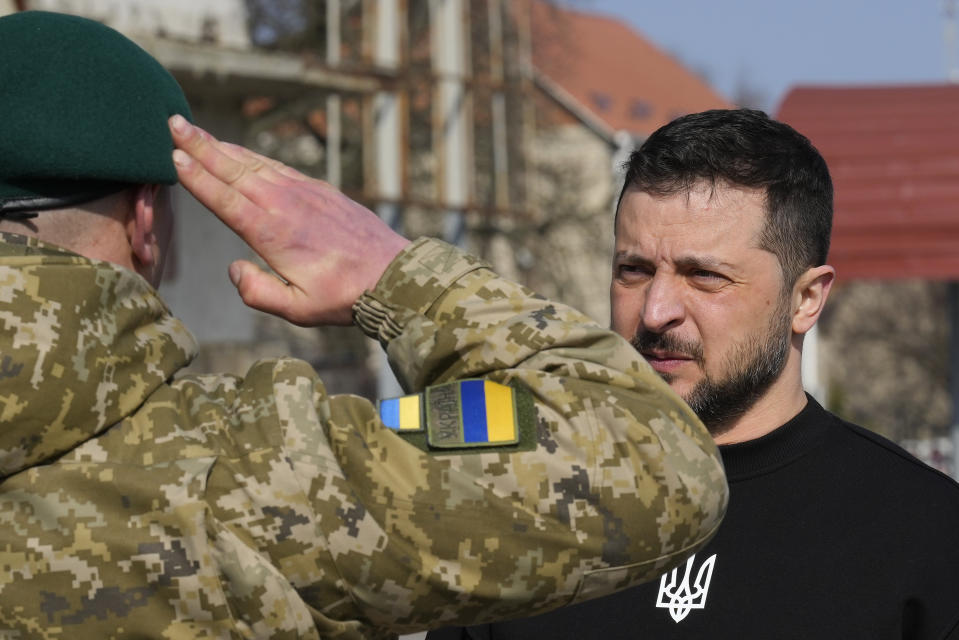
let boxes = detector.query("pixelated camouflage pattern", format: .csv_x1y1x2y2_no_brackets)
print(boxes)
0,233,726,638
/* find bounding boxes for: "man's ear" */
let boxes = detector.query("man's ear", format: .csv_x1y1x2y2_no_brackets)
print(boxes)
791,264,836,335
127,184,159,268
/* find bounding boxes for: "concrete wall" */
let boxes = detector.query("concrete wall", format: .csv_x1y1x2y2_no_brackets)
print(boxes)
159,105,260,344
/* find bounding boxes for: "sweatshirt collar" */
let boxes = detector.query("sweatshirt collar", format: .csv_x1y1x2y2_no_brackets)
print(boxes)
718,394,832,481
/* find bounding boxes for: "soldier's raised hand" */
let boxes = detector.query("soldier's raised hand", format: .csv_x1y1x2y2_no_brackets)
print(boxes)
169,115,410,326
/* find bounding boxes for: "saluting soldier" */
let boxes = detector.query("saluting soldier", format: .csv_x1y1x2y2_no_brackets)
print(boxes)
0,11,726,638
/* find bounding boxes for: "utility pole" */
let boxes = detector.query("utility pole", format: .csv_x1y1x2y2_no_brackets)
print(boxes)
945,0,959,82
944,2,959,477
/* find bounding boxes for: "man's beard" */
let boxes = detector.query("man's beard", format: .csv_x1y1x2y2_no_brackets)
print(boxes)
631,297,792,437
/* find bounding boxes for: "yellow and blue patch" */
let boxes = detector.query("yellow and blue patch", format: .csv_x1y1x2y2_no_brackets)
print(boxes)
377,393,423,432
377,379,520,449
425,379,519,448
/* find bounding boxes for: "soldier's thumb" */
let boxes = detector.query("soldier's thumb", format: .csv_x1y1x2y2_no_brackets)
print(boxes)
228,259,297,320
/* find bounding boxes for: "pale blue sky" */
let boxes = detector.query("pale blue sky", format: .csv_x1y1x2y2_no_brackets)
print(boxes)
576,0,949,113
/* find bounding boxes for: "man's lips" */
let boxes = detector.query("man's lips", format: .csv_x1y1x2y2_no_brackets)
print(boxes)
642,351,695,373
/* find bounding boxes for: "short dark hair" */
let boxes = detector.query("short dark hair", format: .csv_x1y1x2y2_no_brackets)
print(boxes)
617,109,833,287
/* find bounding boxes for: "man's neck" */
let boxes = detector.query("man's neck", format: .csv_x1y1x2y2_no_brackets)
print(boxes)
711,362,809,446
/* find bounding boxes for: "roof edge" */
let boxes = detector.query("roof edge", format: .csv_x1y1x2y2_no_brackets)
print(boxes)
532,68,619,145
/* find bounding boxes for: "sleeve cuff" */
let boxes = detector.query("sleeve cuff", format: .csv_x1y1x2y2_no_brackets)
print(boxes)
352,237,487,344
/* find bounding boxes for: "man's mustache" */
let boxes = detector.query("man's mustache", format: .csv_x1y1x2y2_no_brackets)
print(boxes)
630,330,706,368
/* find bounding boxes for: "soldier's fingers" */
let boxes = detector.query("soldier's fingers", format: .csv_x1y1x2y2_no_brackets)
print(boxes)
216,142,299,186
169,116,272,195
171,149,260,239
215,140,336,188
171,117,336,210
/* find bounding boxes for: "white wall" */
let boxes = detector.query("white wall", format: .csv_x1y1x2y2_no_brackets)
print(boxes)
26,0,250,48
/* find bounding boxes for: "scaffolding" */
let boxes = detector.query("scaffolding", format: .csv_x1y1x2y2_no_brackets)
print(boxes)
155,0,540,241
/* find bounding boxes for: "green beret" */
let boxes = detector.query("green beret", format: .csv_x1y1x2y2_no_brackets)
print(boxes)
0,11,192,214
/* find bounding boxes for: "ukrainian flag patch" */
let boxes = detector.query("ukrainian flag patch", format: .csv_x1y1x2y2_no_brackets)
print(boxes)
377,393,424,432
425,379,520,448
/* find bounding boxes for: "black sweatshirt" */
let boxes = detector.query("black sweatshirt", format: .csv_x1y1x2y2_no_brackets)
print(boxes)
429,397,959,639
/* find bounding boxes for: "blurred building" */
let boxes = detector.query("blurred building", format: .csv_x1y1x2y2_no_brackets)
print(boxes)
779,85,959,475
6,0,728,400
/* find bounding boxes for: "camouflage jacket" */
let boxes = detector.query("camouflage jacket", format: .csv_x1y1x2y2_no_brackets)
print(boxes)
0,234,726,639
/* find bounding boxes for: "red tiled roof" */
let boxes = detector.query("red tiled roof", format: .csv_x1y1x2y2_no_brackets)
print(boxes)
529,1,730,137
778,84,959,281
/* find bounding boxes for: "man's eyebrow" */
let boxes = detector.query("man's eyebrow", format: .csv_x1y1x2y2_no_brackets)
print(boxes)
614,251,731,271
613,250,652,265
674,255,731,271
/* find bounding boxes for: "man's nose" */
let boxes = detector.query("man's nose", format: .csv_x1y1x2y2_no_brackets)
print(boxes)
641,275,685,334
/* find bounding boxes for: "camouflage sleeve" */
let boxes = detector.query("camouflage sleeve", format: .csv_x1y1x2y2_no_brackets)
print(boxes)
0,234,723,638
309,238,727,632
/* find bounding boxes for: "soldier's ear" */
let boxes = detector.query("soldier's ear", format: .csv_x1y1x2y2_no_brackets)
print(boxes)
128,184,160,268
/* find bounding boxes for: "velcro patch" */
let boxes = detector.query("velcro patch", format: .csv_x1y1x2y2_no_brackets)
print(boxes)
377,393,424,432
425,379,520,448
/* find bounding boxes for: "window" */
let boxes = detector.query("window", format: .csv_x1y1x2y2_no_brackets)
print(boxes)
630,99,652,119
590,91,612,112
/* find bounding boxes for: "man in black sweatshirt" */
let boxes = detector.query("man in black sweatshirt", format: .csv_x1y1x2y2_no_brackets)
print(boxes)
430,109,959,639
